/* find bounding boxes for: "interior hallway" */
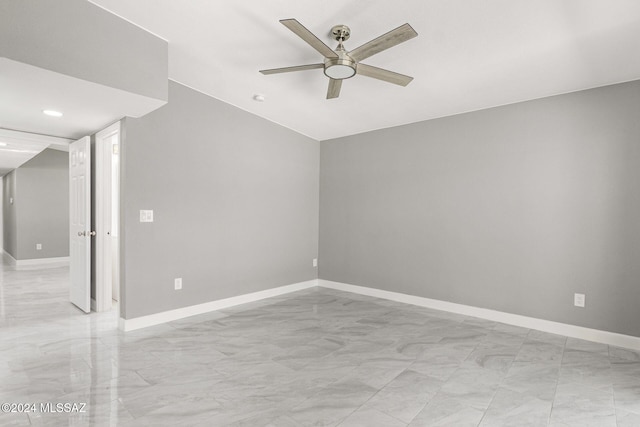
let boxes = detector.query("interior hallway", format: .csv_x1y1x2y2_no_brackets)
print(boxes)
0,257,639,426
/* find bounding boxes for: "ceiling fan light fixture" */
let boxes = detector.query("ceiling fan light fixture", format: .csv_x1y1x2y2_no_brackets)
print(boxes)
324,63,356,79
323,57,357,80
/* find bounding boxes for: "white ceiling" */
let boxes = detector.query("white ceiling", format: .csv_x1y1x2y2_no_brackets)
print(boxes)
89,1,640,141
0,57,166,140
0,129,71,177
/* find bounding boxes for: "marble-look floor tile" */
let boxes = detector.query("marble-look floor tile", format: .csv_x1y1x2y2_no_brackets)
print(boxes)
462,317,497,329
338,406,406,427
394,335,443,358
408,394,485,426
409,344,469,382
527,330,567,347
2,257,639,427
265,414,303,427
610,346,640,362
363,369,442,423
516,340,564,364
549,382,616,427
616,409,640,427
483,330,528,347
465,343,520,373
438,363,504,411
343,355,413,389
612,383,640,413
28,399,135,426
437,326,487,346
492,323,530,336
503,361,559,400
558,360,612,391
610,360,640,395
565,338,609,355
288,379,379,426
0,413,30,426
119,379,225,419
479,387,553,426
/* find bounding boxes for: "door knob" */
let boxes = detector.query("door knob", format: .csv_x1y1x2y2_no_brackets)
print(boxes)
89,231,96,236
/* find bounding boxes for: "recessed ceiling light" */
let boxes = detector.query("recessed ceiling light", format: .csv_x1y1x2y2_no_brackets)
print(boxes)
253,94,265,102
43,110,63,117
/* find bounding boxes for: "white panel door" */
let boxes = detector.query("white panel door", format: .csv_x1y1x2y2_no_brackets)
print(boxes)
69,136,91,313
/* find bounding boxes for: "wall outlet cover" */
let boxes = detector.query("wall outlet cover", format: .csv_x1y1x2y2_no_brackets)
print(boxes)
36,243,42,250
174,278,182,290
574,293,586,308
313,258,318,267
140,210,154,223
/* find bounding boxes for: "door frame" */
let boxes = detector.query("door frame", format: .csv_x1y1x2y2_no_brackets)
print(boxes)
94,121,121,312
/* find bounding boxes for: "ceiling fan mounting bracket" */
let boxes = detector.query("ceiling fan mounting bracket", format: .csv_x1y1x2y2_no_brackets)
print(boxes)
331,25,351,42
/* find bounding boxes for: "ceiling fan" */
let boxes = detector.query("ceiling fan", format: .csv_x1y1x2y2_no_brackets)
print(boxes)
260,19,418,99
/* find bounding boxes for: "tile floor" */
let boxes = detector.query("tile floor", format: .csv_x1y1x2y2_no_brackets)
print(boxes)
0,257,639,426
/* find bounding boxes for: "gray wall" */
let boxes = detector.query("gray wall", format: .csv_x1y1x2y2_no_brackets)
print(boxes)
2,171,17,257
0,0,168,102
4,149,70,260
0,176,3,252
121,81,319,318
320,80,640,337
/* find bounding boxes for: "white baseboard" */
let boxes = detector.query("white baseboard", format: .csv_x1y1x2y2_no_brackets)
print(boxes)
117,276,640,351
119,279,318,332
16,256,69,266
2,251,16,264
3,252,69,268
318,279,640,352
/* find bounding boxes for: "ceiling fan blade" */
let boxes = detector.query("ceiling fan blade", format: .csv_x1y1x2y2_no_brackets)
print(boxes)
280,19,339,59
357,63,413,86
326,78,342,99
260,63,324,75
349,23,418,62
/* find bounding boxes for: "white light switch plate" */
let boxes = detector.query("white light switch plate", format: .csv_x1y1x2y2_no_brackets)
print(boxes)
36,244,42,250
174,278,182,290
313,258,318,267
140,210,154,222
574,293,585,308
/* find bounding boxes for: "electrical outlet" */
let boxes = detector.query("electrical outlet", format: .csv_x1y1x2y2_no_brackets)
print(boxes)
574,293,585,308
312,258,318,267
140,210,154,223
174,278,182,290
36,243,42,250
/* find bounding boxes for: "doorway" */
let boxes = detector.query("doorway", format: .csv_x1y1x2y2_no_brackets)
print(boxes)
93,121,121,312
